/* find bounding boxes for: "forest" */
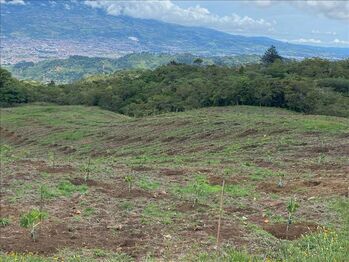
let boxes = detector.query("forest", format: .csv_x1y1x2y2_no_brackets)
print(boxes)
1,55,349,118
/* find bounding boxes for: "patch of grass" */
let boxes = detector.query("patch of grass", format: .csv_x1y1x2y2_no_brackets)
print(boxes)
83,207,95,217
119,201,134,211
0,218,11,227
191,248,257,262
57,181,88,197
277,230,348,261
142,203,177,225
136,176,160,191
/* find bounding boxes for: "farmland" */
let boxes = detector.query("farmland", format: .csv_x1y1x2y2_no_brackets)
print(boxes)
0,104,348,261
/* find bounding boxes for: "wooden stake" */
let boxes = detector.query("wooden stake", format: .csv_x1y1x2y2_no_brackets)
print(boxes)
216,179,225,246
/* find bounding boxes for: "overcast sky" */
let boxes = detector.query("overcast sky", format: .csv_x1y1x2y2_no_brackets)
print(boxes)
2,0,349,47
83,0,349,47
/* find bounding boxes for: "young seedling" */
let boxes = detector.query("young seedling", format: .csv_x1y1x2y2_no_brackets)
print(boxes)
39,185,47,211
277,173,285,188
20,209,47,241
192,176,206,207
286,197,299,237
124,174,135,192
48,151,55,168
81,157,92,182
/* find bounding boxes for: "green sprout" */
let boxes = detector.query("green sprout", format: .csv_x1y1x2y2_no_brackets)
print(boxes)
19,209,48,241
0,217,10,227
48,151,56,168
192,176,206,207
286,197,300,236
124,174,135,192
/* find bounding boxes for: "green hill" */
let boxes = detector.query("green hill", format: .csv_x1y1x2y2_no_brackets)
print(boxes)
6,53,260,83
0,104,348,260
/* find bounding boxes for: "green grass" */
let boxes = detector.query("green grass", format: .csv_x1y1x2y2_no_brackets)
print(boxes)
57,181,88,197
141,203,178,225
0,218,11,227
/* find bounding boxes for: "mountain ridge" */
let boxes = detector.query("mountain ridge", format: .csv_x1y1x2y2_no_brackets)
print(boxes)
1,0,349,61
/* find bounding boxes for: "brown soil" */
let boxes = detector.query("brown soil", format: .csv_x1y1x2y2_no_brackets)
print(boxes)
208,175,246,186
263,223,320,240
236,129,258,138
257,178,349,197
131,166,153,172
159,168,186,176
37,165,75,174
17,159,75,174
0,220,146,256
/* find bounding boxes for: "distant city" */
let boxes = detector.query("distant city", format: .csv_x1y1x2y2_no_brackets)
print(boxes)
0,37,141,65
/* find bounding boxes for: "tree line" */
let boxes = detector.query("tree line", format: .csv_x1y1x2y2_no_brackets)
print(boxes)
1,49,348,117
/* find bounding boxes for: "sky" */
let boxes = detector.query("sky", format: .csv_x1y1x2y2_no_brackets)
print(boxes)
2,0,349,47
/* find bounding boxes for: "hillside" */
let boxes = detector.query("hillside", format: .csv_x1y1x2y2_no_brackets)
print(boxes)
0,104,348,260
1,0,349,62
6,53,260,83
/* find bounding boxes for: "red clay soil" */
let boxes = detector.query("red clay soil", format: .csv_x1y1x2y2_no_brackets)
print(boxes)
263,223,320,240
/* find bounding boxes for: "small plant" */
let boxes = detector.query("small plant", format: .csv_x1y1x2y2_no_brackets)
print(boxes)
192,176,206,207
19,209,47,241
124,174,135,192
286,197,299,236
48,151,55,168
277,173,285,188
39,185,51,211
0,217,11,227
81,157,93,182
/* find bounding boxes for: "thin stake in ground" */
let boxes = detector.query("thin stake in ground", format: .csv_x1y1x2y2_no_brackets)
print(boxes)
216,179,225,247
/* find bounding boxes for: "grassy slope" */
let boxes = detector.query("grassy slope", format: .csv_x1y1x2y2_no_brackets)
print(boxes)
0,104,348,261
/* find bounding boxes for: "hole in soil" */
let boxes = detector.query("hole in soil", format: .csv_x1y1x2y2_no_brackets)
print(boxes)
263,223,319,240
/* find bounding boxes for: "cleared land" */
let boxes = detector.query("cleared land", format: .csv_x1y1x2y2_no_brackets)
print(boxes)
0,104,348,261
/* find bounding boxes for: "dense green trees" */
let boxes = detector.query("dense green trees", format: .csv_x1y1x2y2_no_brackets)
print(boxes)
1,57,348,117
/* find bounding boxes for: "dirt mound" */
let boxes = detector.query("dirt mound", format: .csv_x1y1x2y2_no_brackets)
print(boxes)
159,168,185,176
208,175,246,186
257,178,348,197
263,223,320,240
0,221,145,256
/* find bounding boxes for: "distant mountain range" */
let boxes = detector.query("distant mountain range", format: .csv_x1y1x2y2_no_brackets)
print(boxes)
6,53,260,83
1,0,348,63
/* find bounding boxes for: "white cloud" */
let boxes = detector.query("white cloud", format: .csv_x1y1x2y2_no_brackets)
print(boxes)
251,0,349,21
292,38,322,44
0,0,25,5
84,0,274,35
128,36,139,42
311,30,337,36
333,38,349,45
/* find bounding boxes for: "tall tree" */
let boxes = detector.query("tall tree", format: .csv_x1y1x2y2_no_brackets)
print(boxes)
261,45,282,65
